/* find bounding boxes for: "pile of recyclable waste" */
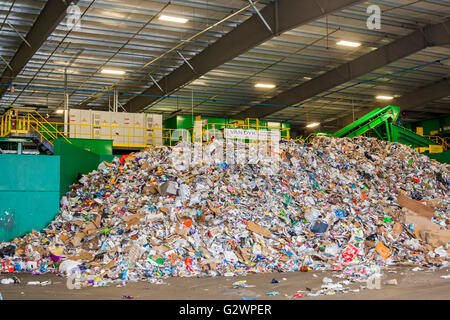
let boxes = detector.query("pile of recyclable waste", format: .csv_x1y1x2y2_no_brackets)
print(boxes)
0,136,448,288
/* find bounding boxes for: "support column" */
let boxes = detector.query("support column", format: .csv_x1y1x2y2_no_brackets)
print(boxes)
64,93,69,136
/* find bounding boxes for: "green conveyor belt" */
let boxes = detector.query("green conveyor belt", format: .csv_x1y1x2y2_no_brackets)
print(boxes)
332,105,400,138
331,105,438,149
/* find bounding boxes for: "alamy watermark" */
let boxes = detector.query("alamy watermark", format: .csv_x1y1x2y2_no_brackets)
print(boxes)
66,3,82,32
66,266,82,289
169,121,281,173
367,4,381,30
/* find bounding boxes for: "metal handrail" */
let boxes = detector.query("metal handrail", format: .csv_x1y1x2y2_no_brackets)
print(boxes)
423,135,448,151
0,109,72,144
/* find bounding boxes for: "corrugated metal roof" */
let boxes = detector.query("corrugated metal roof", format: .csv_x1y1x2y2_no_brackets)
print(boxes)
0,0,448,127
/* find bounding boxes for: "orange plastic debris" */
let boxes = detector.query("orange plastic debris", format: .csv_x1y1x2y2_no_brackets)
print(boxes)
376,241,390,259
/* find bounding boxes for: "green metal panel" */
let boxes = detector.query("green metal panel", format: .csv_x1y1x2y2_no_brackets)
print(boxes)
67,138,113,155
177,115,194,130
404,122,413,131
443,116,450,133
54,139,101,197
426,150,450,164
99,154,119,163
0,154,60,191
163,116,178,130
420,118,441,135
0,192,60,242
41,124,61,141
0,154,60,242
390,123,437,148
407,116,450,135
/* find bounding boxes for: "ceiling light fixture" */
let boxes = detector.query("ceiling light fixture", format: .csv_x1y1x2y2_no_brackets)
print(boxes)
55,109,64,114
337,40,361,47
376,95,394,100
159,15,188,23
255,83,275,89
306,122,320,128
101,68,125,75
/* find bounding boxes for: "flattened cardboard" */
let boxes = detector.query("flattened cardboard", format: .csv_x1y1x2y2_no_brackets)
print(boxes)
247,221,272,238
397,190,434,218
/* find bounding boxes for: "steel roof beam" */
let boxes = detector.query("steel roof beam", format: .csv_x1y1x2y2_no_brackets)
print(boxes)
324,78,450,129
234,18,450,119
124,0,362,113
0,0,78,100
397,78,450,111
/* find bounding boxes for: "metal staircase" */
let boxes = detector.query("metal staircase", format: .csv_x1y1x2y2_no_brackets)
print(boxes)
0,108,71,154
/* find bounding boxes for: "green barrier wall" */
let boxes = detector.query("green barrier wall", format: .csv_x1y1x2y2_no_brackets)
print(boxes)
99,154,118,163
0,142,118,242
54,139,102,197
164,115,290,137
426,151,450,164
41,124,62,141
0,154,60,242
66,138,113,155
407,116,450,135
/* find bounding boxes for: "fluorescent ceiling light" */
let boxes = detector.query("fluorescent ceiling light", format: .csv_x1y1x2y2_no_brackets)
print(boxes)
303,76,312,80
306,122,320,128
191,79,206,85
101,68,125,75
159,15,188,23
255,83,275,89
102,11,125,19
376,95,394,100
53,60,68,65
337,40,361,47
55,109,64,114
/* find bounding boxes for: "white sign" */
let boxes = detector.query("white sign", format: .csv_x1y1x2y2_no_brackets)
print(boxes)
225,129,258,140
224,129,280,141
258,130,281,141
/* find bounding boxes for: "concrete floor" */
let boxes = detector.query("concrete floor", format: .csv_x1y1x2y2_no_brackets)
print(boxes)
0,266,449,300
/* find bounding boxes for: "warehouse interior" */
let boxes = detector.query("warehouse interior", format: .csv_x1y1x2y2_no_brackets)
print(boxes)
0,0,449,302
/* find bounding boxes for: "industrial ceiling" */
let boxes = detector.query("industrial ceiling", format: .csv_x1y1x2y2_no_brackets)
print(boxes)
0,0,449,132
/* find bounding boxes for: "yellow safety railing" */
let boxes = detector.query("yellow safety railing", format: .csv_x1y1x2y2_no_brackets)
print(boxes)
1,111,292,149
0,108,71,146
200,122,290,141
20,120,291,149
0,110,11,137
44,121,180,148
424,135,449,151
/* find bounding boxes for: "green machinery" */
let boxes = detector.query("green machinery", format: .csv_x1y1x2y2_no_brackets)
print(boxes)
332,105,440,149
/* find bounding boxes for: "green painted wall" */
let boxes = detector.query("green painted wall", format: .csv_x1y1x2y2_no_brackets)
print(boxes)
164,115,291,144
41,124,61,141
99,154,118,163
0,141,119,242
0,154,60,242
426,150,450,164
163,116,177,130
67,138,113,155
443,117,450,134
407,116,450,135
54,139,102,197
